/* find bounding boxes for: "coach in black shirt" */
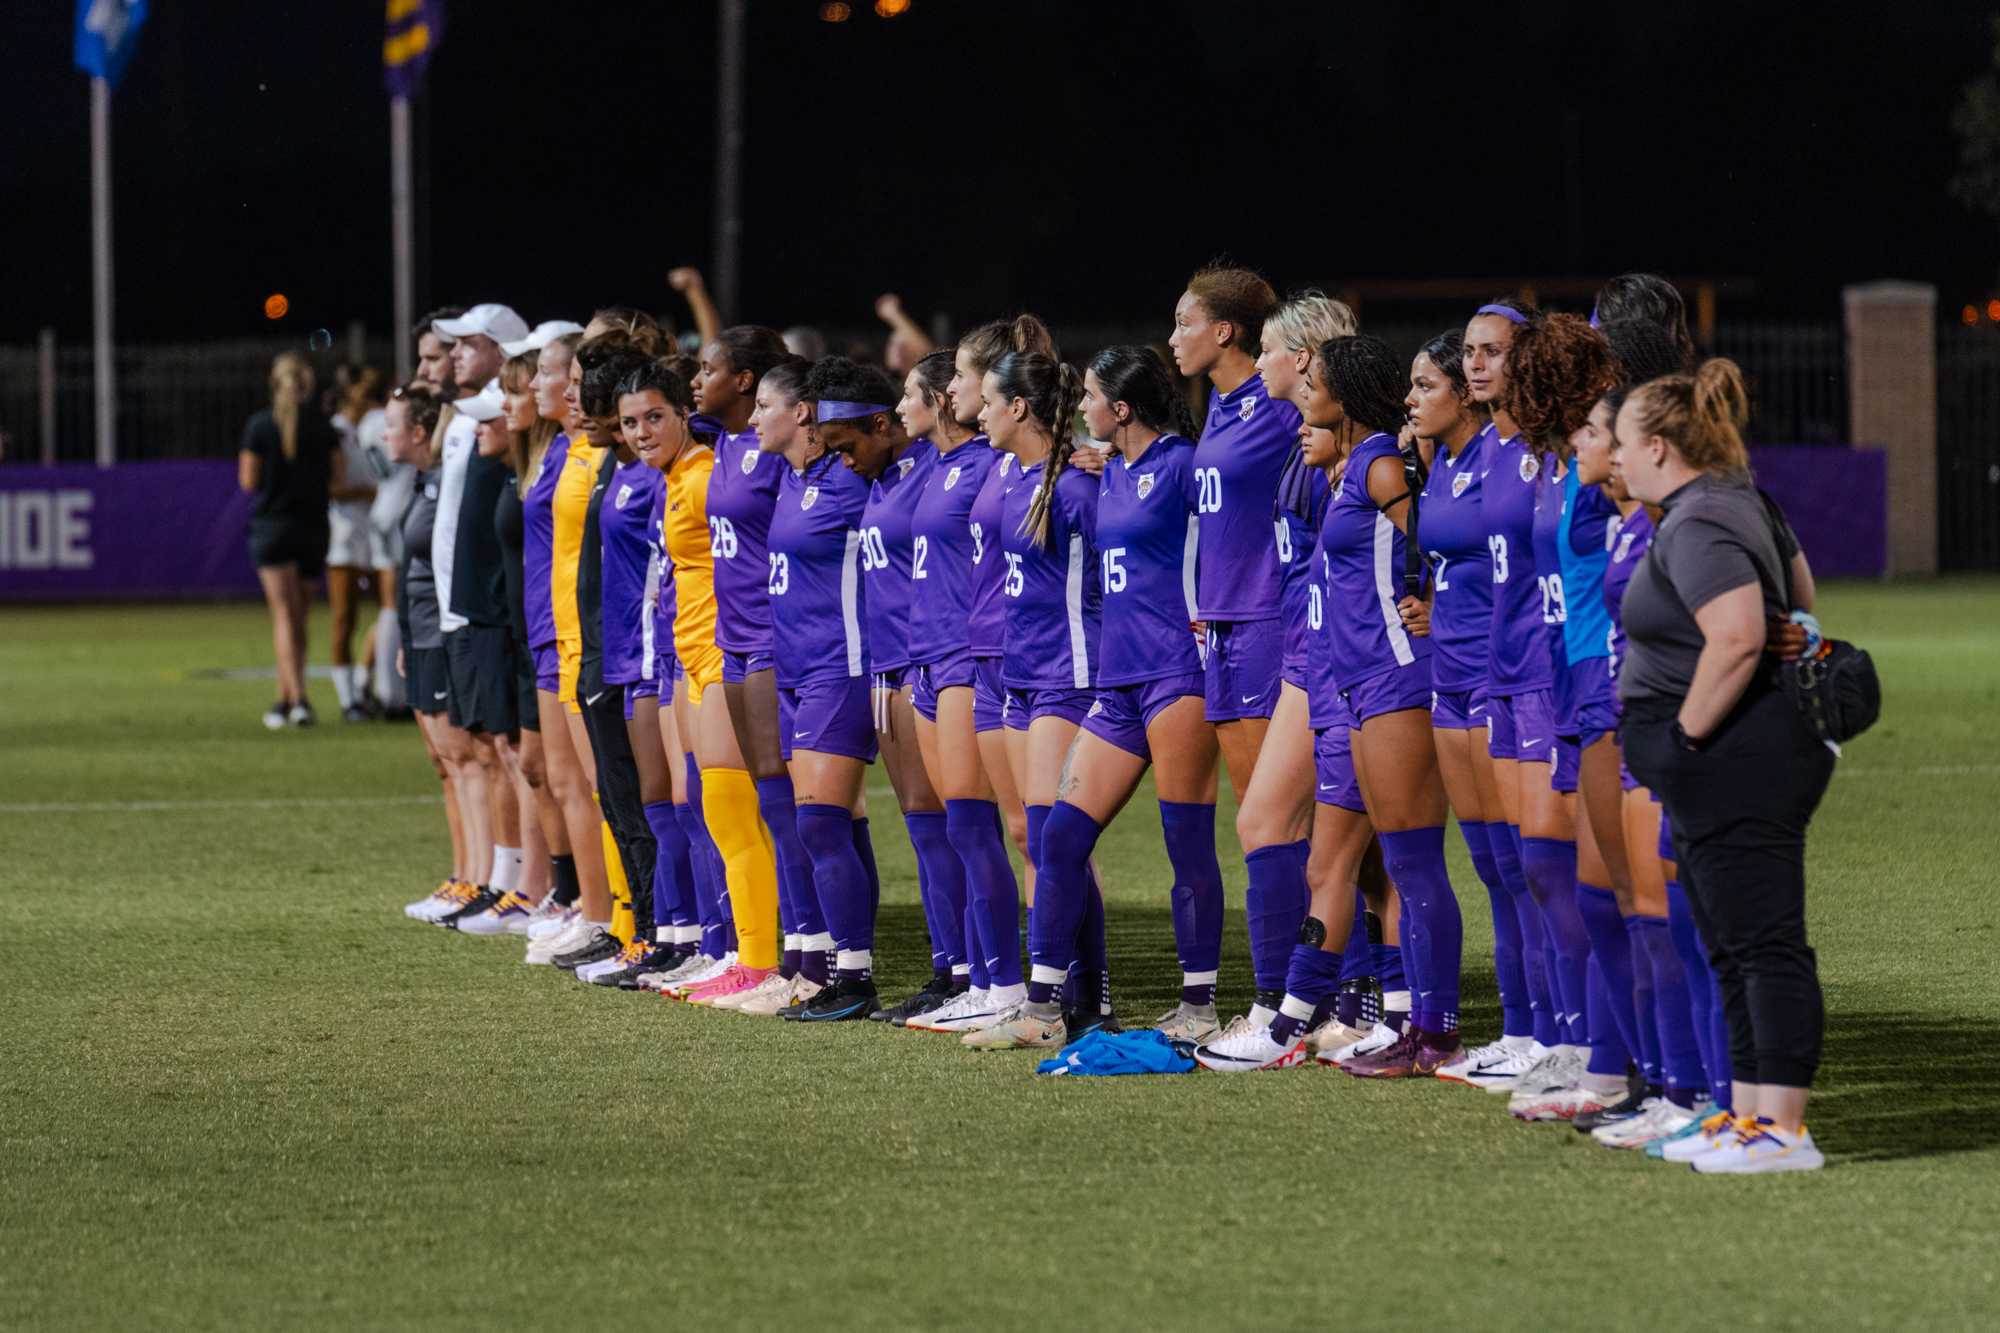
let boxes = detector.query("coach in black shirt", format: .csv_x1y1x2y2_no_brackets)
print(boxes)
1616,360,1834,1174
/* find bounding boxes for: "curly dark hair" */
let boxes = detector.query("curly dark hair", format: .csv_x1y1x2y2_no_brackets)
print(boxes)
1317,335,1407,439
1505,313,1617,454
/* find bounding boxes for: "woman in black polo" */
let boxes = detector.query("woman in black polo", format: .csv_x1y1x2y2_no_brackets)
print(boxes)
239,352,341,729
1615,358,1833,1175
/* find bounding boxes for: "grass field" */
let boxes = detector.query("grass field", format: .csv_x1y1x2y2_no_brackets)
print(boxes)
4,581,1999,1330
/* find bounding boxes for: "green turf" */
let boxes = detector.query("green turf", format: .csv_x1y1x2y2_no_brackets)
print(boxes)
3,584,1998,1330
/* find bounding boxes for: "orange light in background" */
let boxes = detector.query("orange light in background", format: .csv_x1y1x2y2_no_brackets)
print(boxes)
1965,304,1981,326
874,0,910,15
1986,299,2000,323
818,2,850,21
263,293,289,320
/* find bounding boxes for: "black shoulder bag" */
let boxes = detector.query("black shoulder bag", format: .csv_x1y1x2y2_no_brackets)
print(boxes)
1760,492,1881,747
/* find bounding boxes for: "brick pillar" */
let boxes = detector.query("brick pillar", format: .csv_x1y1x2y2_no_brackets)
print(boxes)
1844,281,1936,576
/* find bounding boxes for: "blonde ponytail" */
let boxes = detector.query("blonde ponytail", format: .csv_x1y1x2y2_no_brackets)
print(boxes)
1626,356,1752,479
269,352,314,461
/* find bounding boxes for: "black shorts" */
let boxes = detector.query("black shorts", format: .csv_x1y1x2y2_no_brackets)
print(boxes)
514,636,539,733
444,624,519,735
406,646,450,716
249,520,329,580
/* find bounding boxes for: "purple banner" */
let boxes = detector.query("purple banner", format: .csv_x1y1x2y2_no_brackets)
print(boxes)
1748,446,1887,579
0,461,260,600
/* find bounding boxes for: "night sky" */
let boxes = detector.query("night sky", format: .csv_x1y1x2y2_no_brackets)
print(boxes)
9,1,1997,346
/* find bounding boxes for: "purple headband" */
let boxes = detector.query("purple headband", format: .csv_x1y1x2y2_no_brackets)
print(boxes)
1475,303,1530,325
815,400,891,423
1588,303,1601,330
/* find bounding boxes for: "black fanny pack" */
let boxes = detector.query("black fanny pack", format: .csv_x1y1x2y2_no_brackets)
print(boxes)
1761,491,1881,747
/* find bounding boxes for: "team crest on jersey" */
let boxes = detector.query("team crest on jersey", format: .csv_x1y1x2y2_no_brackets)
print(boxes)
614,484,633,509
1136,472,1157,500
898,457,914,477
740,448,757,475
1239,395,1257,422
801,485,819,511
1451,471,1472,498
944,465,963,490
1519,453,1540,483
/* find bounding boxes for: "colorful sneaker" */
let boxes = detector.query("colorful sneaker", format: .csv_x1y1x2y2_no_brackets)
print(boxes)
586,939,658,987
458,890,537,937
1341,1027,1423,1077
1063,1006,1120,1041
1411,1030,1462,1075
1152,1002,1221,1045
1316,1020,1400,1067
685,962,770,1006
436,887,498,929
1594,1098,1698,1150
417,879,481,923
774,977,827,1018
1692,1118,1825,1174
578,938,645,983
1661,1110,1748,1164
1648,1101,1724,1159
1193,1024,1306,1073
664,951,737,998
405,879,462,920
962,1004,1066,1050
871,975,957,1026
1512,1081,1623,1123
792,978,881,1023
728,971,804,1016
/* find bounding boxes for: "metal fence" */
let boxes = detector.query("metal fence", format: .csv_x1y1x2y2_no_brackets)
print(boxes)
1937,326,2000,571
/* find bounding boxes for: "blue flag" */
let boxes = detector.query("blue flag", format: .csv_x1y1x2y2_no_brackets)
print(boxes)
384,0,445,98
73,0,148,90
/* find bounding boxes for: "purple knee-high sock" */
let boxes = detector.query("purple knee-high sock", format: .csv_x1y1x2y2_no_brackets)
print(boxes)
678,759,729,958
1626,918,1662,1087
1377,826,1461,1035
1160,801,1223,1007
853,816,880,924
1461,820,1530,1037
946,799,1021,988
755,776,809,977
666,806,698,929
1076,861,1108,1015
1336,892,1375,1026
1494,824,1557,1046
905,810,962,977
1583,956,1632,1076
1026,802,1095,1006
797,804,873,982
1576,881,1641,1064
1667,877,1730,1106
1521,836,1592,1046
1635,915,1703,1105
1244,842,1309,997
641,800,689,940
1273,944,1347,1045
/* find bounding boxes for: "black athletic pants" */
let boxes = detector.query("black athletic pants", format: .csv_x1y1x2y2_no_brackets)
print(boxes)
579,685,657,935
1623,683,1836,1088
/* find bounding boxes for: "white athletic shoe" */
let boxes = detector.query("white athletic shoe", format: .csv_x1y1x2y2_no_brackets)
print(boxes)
524,902,574,939
1316,1020,1400,1066
1152,1002,1221,1044
1512,1080,1624,1123
730,972,805,1016
643,951,717,993
524,915,592,965
664,951,736,998
1662,1111,1749,1164
961,1004,1068,1050
1194,1024,1307,1073
1691,1120,1825,1174
404,880,459,919
1436,1037,1516,1087
574,948,630,983
1503,1046,1588,1109
909,987,1003,1033
457,891,536,937
409,882,474,922
1306,1017,1373,1058
1593,1098,1698,1150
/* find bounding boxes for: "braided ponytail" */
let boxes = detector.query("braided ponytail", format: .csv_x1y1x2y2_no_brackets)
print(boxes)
994,354,1083,549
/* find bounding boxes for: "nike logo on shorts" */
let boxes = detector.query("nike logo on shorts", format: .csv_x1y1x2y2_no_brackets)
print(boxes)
432,690,447,700
1318,781,1333,791
585,691,606,706
1521,737,1543,749
1240,694,1260,705
794,731,809,740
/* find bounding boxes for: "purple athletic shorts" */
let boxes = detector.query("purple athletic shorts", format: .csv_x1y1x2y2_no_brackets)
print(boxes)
1341,658,1432,725
1552,736,1580,793
1081,671,1204,761
1658,806,1676,864
722,649,775,684
1487,688,1559,765
620,677,660,721
1314,724,1365,814
533,642,560,694
780,676,878,763
973,655,1007,734
1203,618,1282,723
1001,684,1094,734
910,648,975,722
1430,686,1487,731
1561,657,1620,738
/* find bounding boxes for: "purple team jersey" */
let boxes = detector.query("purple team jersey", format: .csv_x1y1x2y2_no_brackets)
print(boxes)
649,484,675,680
706,427,784,655
1306,502,1339,730
859,438,936,674
1415,424,1494,692
1191,372,1303,621
1095,434,1201,685
1483,433,1554,695
1602,505,1653,687
1279,466,1332,681
768,456,870,686
600,456,664,687
1319,432,1429,687
905,437,998,665
1000,459,1101,690
968,447,1023,656
521,433,568,648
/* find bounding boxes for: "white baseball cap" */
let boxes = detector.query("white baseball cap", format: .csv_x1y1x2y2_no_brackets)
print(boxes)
501,319,586,358
454,382,508,423
434,303,530,346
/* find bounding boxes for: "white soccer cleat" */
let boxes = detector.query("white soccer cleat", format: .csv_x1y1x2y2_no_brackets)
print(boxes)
1691,1120,1825,1174
664,951,736,998
1316,1020,1400,1066
1193,1024,1307,1073
1502,1046,1587,1107
730,972,806,1016
1593,1098,1698,1150
1661,1110,1749,1164
1435,1037,1515,1087
523,915,592,965
1152,1002,1221,1044
909,987,1003,1033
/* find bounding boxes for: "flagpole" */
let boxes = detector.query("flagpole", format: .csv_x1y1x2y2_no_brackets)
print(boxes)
391,94,414,382
90,74,115,468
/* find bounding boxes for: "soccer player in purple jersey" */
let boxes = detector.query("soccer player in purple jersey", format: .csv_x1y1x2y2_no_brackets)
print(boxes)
1200,337,1460,1073
958,351,1110,1051
695,326,822,992
1221,292,1352,1042
1501,314,1632,1120
904,317,1055,1035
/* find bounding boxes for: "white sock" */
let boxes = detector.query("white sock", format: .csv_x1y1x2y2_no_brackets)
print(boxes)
988,982,1026,1007
1383,990,1413,1016
490,846,523,894
1247,1002,1278,1029
350,662,371,703
331,666,356,709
